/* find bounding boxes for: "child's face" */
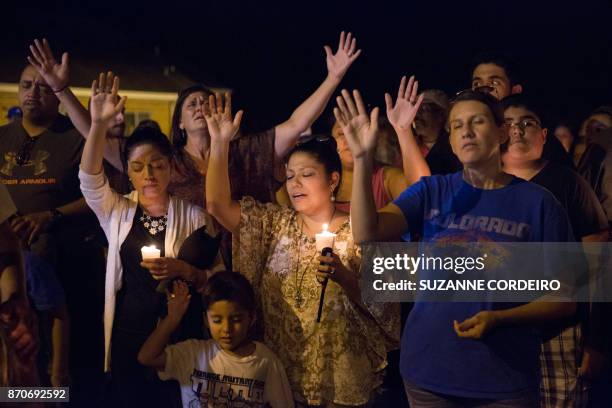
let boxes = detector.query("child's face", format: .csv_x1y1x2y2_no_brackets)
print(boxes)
206,300,253,353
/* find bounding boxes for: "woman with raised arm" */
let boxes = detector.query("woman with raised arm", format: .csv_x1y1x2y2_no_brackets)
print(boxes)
336,85,577,407
205,93,399,407
78,73,220,406
28,33,361,205
276,76,430,212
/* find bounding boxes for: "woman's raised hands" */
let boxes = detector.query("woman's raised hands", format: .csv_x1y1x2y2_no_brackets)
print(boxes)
333,89,379,159
89,72,127,127
325,31,362,80
204,93,243,143
385,75,424,130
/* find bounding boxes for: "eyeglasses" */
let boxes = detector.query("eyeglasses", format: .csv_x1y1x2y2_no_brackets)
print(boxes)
454,86,495,99
503,119,541,132
296,134,337,149
16,137,39,166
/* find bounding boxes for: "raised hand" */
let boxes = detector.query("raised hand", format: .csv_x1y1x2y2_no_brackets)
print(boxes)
89,72,127,127
325,31,362,80
27,38,70,92
333,89,379,159
204,92,243,143
385,75,424,130
166,280,191,323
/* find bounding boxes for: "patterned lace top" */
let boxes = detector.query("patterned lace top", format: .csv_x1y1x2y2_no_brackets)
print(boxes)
233,196,400,406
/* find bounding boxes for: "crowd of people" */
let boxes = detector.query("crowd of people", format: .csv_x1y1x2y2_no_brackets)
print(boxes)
0,32,611,408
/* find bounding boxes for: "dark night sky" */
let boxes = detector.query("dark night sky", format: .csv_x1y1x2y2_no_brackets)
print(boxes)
4,1,612,133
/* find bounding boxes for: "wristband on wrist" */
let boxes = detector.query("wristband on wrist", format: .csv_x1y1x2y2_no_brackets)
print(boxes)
53,84,69,93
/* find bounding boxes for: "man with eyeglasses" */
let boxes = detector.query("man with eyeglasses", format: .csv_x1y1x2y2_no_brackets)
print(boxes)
501,94,609,408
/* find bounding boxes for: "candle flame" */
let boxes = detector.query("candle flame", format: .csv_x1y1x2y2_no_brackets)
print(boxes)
322,223,328,232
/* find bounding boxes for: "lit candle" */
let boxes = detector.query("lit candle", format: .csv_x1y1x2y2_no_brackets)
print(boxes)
315,223,336,252
141,245,161,260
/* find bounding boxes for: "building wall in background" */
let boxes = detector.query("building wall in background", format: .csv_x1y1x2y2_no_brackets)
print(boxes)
0,83,177,136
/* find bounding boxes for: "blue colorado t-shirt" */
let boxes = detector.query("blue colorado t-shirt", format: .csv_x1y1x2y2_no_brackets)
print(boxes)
393,172,574,399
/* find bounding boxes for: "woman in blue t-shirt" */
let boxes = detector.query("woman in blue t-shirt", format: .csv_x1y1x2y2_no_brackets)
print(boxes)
334,84,576,407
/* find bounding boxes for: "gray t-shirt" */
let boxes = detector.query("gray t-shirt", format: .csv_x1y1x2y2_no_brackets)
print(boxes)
0,184,17,224
0,116,83,214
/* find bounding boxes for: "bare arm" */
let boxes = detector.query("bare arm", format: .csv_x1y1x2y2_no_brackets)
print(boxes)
138,281,190,370
274,32,361,160
385,76,430,185
455,299,577,339
495,300,576,326
383,166,409,200
335,89,409,243
396,127,431,185
205,93,243,233
28,38,123,171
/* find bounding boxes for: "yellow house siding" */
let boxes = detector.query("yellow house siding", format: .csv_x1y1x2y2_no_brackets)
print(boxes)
0,83,177,135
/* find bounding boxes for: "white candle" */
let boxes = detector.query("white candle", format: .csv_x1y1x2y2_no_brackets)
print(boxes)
141,245,160,260
315,223,336,252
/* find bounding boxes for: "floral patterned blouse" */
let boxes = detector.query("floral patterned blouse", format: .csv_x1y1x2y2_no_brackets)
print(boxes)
233,196,400,406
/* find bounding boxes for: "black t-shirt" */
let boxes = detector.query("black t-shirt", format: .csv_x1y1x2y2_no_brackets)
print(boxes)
0,116,84,214
542,132,575,169
531,161,608,239
115,207,166,334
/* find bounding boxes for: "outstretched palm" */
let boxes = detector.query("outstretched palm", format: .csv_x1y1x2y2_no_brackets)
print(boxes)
204,93,243,143
385,75,424,130
334,89,379,159
90,72,127,126
27,38,69,91
325,31,361,80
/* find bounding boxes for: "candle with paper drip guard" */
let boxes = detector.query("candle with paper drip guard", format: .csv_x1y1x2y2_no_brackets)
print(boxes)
141,245,160,260
315,224,336,323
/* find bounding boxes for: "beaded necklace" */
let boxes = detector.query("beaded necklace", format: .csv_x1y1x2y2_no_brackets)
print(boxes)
140,213,168,236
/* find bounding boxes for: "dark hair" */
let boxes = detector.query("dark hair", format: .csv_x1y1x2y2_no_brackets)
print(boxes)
122,126,174,169
471,53,522,86
450,90,505,126
171,84,214,148
284,135,343,195
500,94,547,126
592,105,612,119
202,271,256,313
135,119,162,132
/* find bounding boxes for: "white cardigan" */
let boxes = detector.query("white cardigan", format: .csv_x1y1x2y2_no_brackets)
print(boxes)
79,169,212,372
